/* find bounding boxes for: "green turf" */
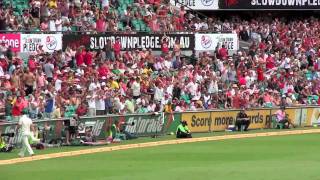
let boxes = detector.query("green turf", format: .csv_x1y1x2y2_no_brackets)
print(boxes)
1,133,319,180
0,128,312,160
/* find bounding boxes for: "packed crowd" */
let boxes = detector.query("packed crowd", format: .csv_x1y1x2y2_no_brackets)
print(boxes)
0,2,319,121
0,0,212,32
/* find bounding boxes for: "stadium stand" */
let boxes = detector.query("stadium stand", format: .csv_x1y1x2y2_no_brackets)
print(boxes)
0,1,319,122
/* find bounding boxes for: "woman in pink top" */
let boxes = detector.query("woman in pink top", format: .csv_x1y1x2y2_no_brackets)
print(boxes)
149,15,159,32
96,13,106,32
275,106,295,128
40,18,49,31
37,71,46,90
275,108,286,122
3,76,11,90
113,38,121,58
179,6,186,21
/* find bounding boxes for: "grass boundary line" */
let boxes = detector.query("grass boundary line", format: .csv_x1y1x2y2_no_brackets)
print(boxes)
1,129,319,165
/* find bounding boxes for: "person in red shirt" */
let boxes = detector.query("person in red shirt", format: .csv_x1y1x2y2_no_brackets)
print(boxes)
218,45,228,60
173,15,183,31
257,65,265,82
113,38,121,58
232,93,241,109
259,41,266,50
96,14,106,33
76,102,88,116
238,74,246,86
266,54,275,70
84,49,93,66
98,63,109,78
123,51,132,63
12,95,24,121
161,38,169,55
75,48,84,67
28,55,37,73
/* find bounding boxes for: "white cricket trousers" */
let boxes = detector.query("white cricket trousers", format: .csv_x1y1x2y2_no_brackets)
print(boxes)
19,135,34,157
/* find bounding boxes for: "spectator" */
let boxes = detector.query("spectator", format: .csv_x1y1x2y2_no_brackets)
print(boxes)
131,77,141,99
113,38,121,59
23,68,36,96
87,95,96,116
44,59,54,83
44,93,54,119
96,92,106,116
12,95,23,121
76,102,88,116
218,45,228,60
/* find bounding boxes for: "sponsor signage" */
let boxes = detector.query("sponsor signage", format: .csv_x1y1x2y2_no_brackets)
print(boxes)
181,110,272,133
20,34,62,53
1,107,317,145
78,120,105,138
195,33,239,52
0,120,63,145
79,116,108,139
219,0,320,9
303,107,320,126
62,33,195,51
170,0,219,10
0,34,21,52
182,112,212,132
211,110,271,131
124,114,165,136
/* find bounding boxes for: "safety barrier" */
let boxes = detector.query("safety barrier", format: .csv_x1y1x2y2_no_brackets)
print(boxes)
0,106,319,144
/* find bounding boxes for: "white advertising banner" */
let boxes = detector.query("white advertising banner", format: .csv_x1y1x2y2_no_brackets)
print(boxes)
170,0,219,10
20,34,63,53
195,33,239,52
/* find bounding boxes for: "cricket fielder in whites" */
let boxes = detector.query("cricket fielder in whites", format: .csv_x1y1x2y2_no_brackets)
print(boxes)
18,109,39,157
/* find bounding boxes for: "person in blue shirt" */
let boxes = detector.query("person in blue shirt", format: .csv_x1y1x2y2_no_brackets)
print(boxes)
44,93,54,119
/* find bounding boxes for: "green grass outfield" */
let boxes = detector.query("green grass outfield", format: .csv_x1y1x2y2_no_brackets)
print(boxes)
1,132,320,180
0,128,314,160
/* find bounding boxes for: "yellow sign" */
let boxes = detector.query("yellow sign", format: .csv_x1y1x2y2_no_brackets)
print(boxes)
211,110,271,131
181,112,212,133
305,107,320,126
211,111,238,131
182,107,318,133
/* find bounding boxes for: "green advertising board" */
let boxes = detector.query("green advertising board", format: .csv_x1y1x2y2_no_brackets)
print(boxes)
0,113,184,145
0,119,64,145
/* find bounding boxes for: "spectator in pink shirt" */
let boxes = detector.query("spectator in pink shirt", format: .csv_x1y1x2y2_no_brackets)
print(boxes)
274,107,295,128
96,13,106,32
113,38,121,58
